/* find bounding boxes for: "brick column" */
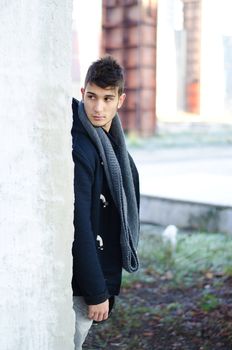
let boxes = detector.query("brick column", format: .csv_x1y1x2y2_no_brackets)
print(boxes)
102,0,157,136
183,0,202,114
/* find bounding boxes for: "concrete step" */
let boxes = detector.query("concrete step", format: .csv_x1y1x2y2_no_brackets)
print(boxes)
140,195,232,234
129,145,232,234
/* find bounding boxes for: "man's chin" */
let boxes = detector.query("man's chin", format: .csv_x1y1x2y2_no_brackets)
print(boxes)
91,121,104,128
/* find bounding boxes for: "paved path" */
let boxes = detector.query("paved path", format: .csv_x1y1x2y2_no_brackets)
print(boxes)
129,146,232,207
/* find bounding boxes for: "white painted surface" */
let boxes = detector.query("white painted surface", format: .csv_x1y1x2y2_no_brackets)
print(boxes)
201,0,225,119
0,1,74,349
156,0,178,118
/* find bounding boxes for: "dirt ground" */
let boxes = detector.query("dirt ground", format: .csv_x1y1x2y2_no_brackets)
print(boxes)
83,225,232,350
84,274,232,350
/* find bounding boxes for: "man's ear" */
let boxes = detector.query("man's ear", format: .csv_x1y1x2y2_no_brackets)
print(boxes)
81,87,85,100
118,93,126,109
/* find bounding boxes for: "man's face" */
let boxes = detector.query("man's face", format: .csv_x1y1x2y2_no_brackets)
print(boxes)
81,83,126,132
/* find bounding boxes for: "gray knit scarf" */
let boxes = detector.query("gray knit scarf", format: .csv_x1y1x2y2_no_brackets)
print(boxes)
78,101,140,273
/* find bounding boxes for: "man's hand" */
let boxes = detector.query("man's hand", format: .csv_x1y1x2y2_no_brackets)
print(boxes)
88,299,109,322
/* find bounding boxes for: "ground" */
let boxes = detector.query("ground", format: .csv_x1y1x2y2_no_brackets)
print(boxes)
84,225,232,350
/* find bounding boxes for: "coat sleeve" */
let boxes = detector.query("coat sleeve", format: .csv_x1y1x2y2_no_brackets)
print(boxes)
72,150,110,305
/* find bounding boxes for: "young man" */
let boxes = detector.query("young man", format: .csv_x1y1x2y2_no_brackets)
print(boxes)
71,56,140,349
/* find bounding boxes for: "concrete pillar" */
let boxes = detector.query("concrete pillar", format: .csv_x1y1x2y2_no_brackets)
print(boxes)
0,1,74,349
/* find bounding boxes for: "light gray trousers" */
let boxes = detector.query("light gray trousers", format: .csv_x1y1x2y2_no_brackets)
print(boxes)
73,296,93,350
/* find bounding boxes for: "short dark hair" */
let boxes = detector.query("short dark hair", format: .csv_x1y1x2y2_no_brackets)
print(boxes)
84,56,125,95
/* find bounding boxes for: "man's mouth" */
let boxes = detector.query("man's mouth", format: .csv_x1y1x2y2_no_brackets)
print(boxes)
93,115,105,121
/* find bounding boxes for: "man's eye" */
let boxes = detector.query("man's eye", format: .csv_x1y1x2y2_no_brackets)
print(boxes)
105,97,113,102
88,95,95,100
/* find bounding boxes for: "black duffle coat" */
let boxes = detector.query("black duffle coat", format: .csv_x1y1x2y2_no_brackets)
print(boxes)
71,98,139,305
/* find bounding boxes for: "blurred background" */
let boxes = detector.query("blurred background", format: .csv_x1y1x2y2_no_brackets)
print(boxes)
72,0,232,235
72,0,232,135
72,5,232,348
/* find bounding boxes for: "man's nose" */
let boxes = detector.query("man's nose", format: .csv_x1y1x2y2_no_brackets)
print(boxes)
94,100,104,113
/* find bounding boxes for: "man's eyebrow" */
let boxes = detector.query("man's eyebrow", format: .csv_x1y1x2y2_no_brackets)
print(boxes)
104,94,116,98
86,91,116,98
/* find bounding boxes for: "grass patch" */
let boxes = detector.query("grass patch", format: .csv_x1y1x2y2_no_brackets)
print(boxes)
122,226,232,288
199,293,220,312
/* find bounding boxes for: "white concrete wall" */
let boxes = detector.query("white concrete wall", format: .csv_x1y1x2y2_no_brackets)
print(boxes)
0,1,74,349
